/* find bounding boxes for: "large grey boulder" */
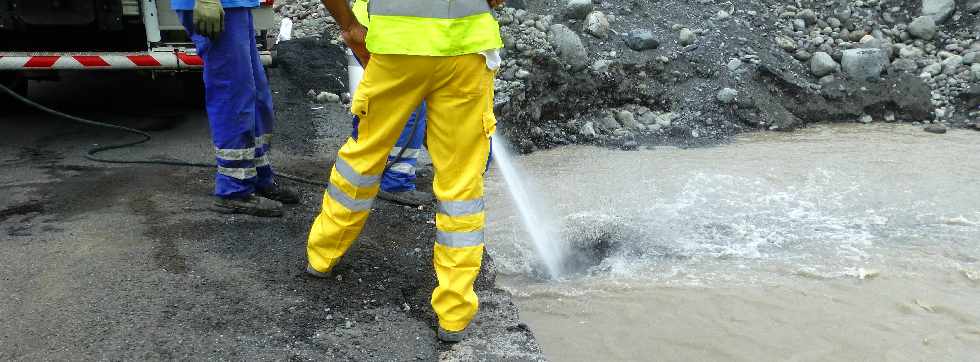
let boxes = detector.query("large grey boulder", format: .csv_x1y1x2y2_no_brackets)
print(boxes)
564,0,593,20
810,52,840,77
775,36,798,52
717,88,738,104
890,58,919,73
624,29,660,51
679,28,697,46
899,46,925,59
968,0,980,13
549,24,589,70
923,62,943,76
580,122,597,138
858,36,893,60
963,51,980,65
922,0,955,24
941,55,963,74
908,16,937,40
615,110,642,130
841,48,889,80
584,11,610,39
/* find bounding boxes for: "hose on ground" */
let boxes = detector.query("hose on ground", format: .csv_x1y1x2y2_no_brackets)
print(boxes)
0,82,328,187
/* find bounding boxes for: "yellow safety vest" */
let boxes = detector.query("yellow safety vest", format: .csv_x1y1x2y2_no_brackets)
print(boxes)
363,0,503,56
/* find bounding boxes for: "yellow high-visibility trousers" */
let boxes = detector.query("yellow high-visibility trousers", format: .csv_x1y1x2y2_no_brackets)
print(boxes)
307,53,496,333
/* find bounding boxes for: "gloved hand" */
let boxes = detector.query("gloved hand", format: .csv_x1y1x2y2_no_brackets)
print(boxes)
194,0,225,39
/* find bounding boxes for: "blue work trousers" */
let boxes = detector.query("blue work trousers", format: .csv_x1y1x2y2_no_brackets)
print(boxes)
379,103,427,193
179,8,275,198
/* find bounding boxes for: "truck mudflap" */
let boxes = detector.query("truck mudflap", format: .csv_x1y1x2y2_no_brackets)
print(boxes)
0,49,272,70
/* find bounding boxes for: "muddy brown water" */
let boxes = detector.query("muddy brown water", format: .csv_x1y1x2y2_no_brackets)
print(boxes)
484,124,980,361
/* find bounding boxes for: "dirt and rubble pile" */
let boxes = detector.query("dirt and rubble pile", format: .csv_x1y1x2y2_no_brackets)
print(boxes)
272,0,979,151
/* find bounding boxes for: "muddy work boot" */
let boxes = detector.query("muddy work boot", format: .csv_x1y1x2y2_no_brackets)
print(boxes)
377,189,434,206
257,182,300,205
437,327,466,343
210,195,283,217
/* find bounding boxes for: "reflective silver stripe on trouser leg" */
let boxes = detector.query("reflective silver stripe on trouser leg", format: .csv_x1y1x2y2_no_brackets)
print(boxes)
256,134,272,148
255,155,270,167
435,199,486,247
388,162,415,174
369,0,491,19
254,135,271,168
389,147,422,159
218,166,258,180
215,147,255,161
436,230,485,248
327,157,379,211
333,157,381,187
438,199,485,217
327,184,374,212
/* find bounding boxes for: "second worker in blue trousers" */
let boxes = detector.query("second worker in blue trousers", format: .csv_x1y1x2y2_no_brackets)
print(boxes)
374,103,435,206
172,0,300,216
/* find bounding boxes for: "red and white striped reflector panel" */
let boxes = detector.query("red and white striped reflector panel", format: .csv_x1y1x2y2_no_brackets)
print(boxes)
0,52,204,70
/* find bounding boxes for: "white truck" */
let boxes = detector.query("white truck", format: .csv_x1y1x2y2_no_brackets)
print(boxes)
0,0,276,103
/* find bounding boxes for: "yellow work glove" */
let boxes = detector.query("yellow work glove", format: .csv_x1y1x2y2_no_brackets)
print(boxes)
194,0,225,39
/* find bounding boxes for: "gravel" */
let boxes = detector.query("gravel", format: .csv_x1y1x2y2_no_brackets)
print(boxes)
270,0,979,152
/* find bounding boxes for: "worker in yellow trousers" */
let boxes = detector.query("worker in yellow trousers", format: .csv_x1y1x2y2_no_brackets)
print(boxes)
308,0,505,343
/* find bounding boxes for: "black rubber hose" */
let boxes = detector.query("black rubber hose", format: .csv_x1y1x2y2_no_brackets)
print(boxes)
382,109,421,175
0,83,324,186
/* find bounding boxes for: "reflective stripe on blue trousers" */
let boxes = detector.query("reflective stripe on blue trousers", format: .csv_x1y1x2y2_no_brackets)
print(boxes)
379,102,427,193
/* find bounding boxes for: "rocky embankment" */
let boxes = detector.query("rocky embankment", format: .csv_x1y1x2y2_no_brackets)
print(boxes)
272,0,979,152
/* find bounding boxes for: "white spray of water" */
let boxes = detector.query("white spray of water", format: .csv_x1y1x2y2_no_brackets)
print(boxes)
491,137,566,279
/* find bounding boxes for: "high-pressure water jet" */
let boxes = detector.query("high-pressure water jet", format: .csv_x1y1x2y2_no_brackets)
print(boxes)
491,136,566,279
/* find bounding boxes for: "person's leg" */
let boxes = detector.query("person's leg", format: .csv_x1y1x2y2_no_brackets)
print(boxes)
306,54,434,272
246,10,298,204
178,9,281,216
423,54,496,334
247,10,274,190
180,9,256,198
377,103,435,206
380,103,426,193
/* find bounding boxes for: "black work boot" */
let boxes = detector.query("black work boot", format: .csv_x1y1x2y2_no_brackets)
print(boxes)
305,264,333,278
437,327,466,343
211,194,283,217
378,189,434,206
257,182,300,205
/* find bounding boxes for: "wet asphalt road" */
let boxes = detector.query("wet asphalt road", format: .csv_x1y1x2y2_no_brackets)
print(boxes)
0,71,542,361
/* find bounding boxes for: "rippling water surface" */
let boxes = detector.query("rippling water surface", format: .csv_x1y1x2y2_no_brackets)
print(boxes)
485,124,980,361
